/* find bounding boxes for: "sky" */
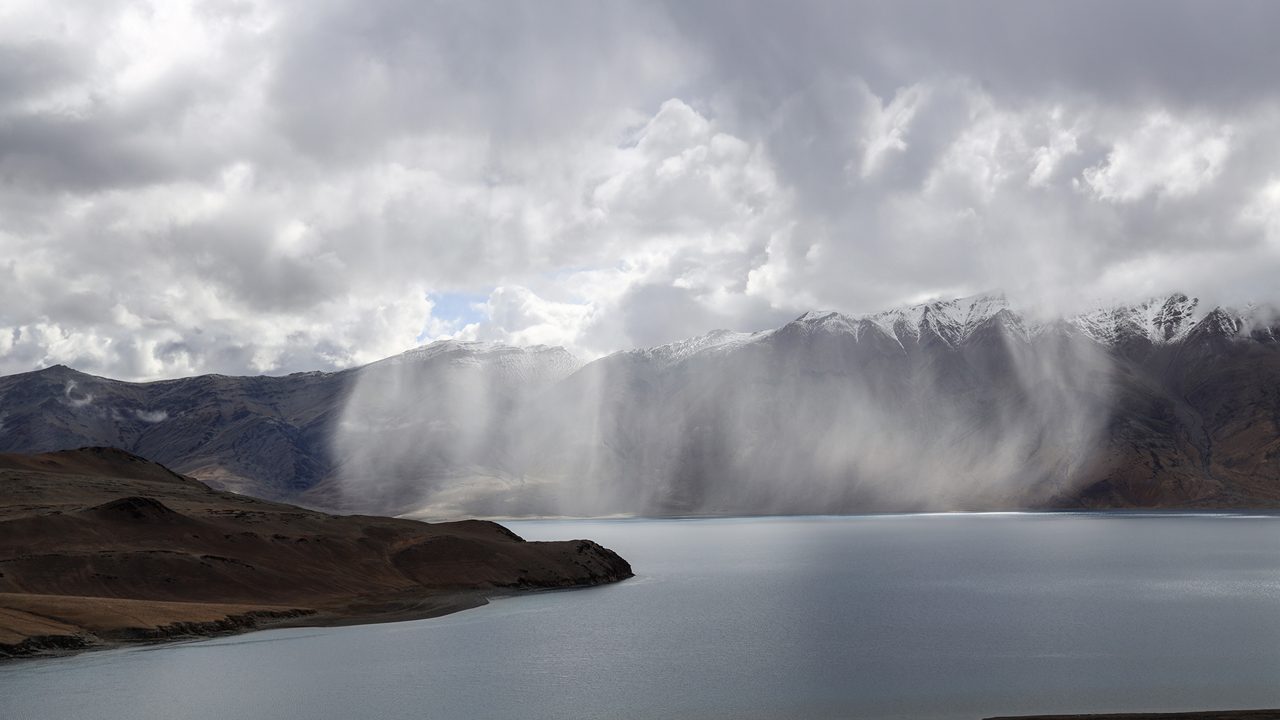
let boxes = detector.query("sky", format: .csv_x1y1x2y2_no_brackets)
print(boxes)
3,0,1280,380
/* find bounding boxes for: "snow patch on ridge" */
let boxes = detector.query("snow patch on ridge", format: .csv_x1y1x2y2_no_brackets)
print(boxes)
626,328,762,368
1066,293,1204,346
786,291,1015,349
781,291,1270,351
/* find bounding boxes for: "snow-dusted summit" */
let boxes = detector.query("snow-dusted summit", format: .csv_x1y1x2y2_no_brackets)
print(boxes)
1068,293,1205,346
612,291,1272,374
791,291,1022,348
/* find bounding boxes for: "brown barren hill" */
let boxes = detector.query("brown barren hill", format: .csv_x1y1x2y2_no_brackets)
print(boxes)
0,447,631,658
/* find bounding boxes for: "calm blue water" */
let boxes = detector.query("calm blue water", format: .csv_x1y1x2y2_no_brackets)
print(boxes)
4,514,1280,720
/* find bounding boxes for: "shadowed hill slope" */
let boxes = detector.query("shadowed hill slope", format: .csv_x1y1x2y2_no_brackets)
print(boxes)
0,447,631,657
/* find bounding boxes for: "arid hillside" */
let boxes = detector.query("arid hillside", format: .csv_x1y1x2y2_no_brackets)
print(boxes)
0,447,631,658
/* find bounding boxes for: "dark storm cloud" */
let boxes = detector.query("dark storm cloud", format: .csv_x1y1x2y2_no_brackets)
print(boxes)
266,0,691,162
0,113,188,192
0,41,85,110
663,0,1280,109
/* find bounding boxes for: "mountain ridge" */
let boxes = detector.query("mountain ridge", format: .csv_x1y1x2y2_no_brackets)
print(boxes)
617,291,1276,369
2,291,1279,517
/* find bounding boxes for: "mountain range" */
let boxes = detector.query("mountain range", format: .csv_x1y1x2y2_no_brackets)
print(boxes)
2,292,1278,517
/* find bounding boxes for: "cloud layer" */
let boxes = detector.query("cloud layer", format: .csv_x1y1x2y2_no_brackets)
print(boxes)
4,0,1280,379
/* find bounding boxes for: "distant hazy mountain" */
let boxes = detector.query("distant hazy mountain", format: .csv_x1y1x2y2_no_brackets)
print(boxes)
324,341,581,513
2,293,1278,517
0,340,577,510
516,292,1280,516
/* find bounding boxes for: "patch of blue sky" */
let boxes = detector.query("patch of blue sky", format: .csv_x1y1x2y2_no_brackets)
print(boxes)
420,291,490,342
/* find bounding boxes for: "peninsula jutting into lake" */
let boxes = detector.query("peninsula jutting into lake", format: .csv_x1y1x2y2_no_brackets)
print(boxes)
0,447,630,658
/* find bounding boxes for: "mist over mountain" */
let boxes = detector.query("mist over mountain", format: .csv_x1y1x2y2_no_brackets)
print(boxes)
2,292,1278,518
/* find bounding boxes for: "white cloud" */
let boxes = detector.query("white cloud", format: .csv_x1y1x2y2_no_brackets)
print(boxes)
1241,179,1280,244
1082,112,1232,202
926,95,1085,200
859,84,928,179
478,286,592,350
591,98,780,240
1028,108,1081,187
4,2,1280,379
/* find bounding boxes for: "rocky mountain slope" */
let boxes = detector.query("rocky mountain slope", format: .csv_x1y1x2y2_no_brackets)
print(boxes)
0,341,577,507
0,447,631,657
519,292,1280,515
1,294,1278,516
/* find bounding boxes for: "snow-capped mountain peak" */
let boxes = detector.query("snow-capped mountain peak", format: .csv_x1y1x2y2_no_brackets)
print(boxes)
1067,293,1205,346
785,291,1013,349
627,328,762,367
1062,292,1280,348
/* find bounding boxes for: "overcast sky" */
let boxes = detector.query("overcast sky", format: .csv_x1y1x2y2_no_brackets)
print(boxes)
4,0,1280,379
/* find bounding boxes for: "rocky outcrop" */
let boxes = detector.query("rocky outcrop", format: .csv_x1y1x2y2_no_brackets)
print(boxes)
0,632,93,659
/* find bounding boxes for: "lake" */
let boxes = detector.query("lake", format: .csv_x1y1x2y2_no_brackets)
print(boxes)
4,514,1280,719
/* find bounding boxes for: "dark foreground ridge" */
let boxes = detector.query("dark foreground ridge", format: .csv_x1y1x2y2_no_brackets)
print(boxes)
0,447,632,659
986,710,1280,719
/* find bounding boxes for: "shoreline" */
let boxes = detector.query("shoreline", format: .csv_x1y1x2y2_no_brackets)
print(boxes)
0,571,634,661
983,707,1280,712
0,583,602,662
443,509,1280,523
